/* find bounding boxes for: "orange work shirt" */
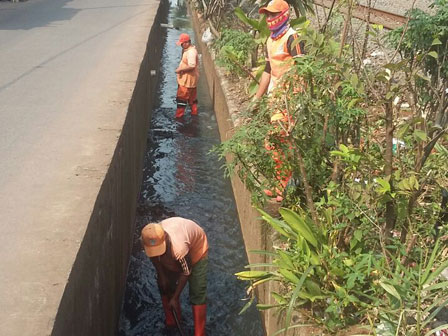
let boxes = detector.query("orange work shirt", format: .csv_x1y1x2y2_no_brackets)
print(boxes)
177,45,199,88
161,217,208,267
266,27,302,91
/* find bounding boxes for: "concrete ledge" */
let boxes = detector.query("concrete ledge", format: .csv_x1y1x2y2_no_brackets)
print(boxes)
50,1,169,335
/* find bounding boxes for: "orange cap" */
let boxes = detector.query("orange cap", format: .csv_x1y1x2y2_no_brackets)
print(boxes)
141,223,166,257
259,0,289,14
176,33,191,46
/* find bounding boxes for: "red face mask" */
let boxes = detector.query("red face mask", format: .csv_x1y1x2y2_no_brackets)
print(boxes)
266,9,289,32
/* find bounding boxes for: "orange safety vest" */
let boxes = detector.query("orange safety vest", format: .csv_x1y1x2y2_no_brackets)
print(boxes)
266,27,302,91
177,45,199,88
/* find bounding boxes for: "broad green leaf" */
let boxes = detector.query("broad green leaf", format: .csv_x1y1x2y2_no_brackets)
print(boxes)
413,129,428,142
428,51,438,59
305,279,322,296
310,252,321,266
279,208,318,247
344,258,354,267
354,230,363,241
248,81,258,96
238,297,254,315
397,123,410,138
278,250,295,270
409,175,419,190
270,113,284,122
272,292,287,305
234,7,259,30
258,208,293,238
376,178,391,194
279,269,300,284
332,281,348,297
432,38,442,46
397,176,419,191
348,98,362,108
379,281,402,303
256,303,282,310
235,270,270,279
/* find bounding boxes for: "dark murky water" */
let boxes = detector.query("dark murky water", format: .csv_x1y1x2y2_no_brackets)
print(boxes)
118,2,264,335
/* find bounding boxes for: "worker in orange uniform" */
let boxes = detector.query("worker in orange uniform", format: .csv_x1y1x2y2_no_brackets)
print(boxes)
255,0,304,98
141,217,208,335
254,0,304,201
175,33,200,118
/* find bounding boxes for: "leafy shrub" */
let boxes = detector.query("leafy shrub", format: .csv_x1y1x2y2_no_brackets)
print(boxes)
216,2,448,335
213,28,256,77
237,208,448,335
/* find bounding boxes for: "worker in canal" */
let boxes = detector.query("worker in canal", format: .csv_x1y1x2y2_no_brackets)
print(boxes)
141,217,208,335
254,0,305,201
175,33,200,118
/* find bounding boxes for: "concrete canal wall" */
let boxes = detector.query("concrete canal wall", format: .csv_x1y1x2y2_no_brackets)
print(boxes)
50,1,169,335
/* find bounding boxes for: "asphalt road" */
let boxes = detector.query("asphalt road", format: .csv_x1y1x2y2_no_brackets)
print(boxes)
0,0,160,334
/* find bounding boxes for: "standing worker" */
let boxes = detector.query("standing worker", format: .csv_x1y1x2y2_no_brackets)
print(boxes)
175,33,200,118
254,0,305,201
255,0,304,98
141,217,208,336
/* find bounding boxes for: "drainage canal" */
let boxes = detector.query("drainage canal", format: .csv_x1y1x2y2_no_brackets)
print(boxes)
118,2,264,335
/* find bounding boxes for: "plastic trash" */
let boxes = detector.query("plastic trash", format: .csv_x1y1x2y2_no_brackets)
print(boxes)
201,27,214,45
371,50,385,57
392,138,405,154
362,58,372,66
160,23,175,29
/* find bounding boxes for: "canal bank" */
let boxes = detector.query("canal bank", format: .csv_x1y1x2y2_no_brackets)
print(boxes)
50,1,170,335
51,3,169,335
0,0,168,335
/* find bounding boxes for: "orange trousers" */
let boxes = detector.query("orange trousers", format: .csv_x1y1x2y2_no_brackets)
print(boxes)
176,85,198,118
264,138,292,201
264,109,294,201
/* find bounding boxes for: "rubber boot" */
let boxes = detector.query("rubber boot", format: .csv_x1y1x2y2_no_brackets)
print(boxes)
191,102,198,115
175,106,186,118
161,295,181,328
192,304,206,336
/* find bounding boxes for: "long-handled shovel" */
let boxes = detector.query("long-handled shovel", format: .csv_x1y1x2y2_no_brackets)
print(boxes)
172,308,186,336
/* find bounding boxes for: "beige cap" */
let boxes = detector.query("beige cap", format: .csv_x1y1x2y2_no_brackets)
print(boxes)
141,223,166,257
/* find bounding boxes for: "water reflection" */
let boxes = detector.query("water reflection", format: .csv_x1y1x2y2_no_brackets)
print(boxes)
118,2,264,335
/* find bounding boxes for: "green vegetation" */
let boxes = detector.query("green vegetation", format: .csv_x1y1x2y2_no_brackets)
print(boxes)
199,0,448,334
213,29,256,77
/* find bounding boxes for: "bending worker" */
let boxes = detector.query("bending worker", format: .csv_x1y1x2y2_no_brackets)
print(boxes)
141,217,208,335
255,0,304,98
175,33,200,118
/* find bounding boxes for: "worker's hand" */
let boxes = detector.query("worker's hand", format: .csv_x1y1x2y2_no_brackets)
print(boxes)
168,296,179,312
175,68,184,75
